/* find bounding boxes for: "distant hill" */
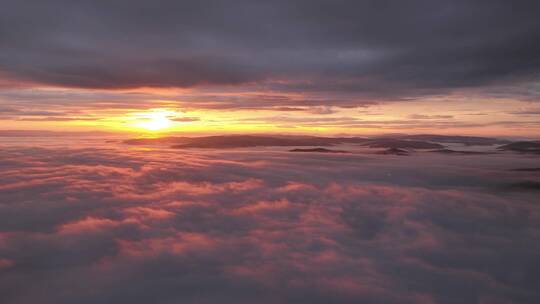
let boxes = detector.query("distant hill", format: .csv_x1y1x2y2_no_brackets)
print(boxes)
363,139,443,149
125,135,368,148
289,148,350,153
398,134,510,145
124,134,515,150
430,149,493,155
498,141,540,154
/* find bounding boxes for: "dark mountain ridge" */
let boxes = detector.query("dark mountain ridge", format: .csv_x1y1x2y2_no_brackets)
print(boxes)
123,134,535,152
499,141,540,154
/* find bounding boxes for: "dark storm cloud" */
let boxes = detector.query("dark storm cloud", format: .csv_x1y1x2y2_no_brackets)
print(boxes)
1,0,540,102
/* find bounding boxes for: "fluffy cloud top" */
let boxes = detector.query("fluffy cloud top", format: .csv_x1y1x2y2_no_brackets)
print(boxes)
0,139,539,303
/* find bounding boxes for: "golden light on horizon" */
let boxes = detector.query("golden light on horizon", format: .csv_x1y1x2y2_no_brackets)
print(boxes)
133,109,174,131
3,97,538,138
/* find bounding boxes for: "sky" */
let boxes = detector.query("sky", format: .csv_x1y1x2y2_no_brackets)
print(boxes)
2,3,540,303
1,0,540,137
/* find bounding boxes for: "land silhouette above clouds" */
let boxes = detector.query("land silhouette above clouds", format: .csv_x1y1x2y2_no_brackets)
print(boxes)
124,134,539,155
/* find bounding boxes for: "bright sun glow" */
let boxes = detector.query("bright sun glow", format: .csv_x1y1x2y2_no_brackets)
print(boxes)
135,110,174,131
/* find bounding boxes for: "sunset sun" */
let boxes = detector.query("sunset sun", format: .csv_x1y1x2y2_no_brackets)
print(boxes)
2,1,540,303
135,110,173,131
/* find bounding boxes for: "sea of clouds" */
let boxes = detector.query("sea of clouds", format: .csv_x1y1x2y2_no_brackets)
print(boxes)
0,139,539,304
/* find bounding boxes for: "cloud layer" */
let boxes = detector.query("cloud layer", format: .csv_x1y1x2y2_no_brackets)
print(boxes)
1,0,540,102
1,140,539,303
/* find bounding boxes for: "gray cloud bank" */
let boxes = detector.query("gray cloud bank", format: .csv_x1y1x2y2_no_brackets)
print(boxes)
0,139,539,303
1,0,540,103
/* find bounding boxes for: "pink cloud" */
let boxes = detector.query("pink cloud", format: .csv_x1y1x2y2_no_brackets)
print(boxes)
0,143,539,303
